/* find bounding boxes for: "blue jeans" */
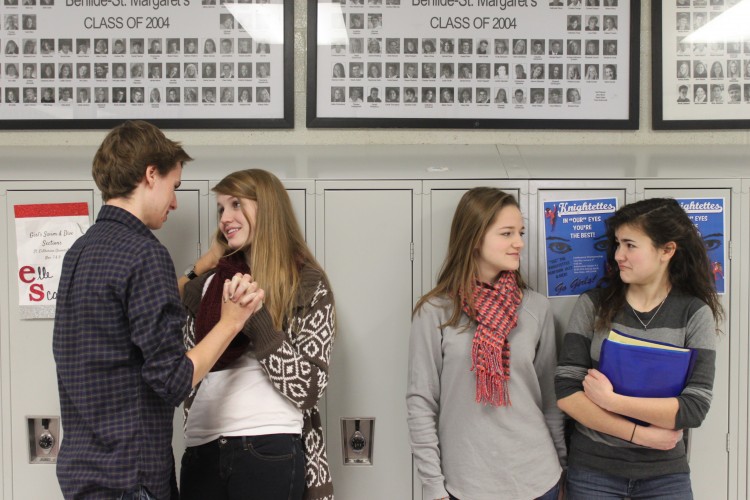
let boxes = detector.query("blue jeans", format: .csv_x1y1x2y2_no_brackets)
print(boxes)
537,482,560,500
566,465,693,500
117,486,157,500
449,481,560,500
180,434,305,500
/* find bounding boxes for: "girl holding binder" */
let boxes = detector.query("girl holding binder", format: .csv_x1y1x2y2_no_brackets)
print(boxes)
408,188,566,500
556,197,723,499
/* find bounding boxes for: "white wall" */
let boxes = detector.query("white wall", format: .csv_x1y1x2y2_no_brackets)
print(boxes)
1,0,749,148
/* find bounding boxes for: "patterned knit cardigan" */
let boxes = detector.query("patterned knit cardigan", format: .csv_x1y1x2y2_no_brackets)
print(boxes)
182,264,336,500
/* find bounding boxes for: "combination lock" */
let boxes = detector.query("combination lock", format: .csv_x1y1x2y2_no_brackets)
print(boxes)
350,419,366,453
38,431,55,453
38,418,55,454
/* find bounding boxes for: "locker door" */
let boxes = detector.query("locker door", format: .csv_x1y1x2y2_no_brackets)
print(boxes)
316,181,420,500
418,180,527,499
743,179,750,500
422,181,528,292
166,179,314,482
156,181,209,282
530,182,634,344
284,180,316,251
204,180,315,251
1,183,97,500
149,181,208,485
640,185,737,500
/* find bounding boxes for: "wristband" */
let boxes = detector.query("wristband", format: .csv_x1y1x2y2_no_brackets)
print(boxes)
183,266,198,280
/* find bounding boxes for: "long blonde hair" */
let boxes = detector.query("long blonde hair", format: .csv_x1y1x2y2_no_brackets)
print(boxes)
213,169,321,330
413,187,526,326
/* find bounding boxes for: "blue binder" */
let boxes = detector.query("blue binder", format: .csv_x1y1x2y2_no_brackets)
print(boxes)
598,330,697,399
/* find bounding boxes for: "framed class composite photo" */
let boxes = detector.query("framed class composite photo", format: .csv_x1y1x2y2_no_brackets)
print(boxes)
652,0,750,130
0,0,293,129
307,0,639,129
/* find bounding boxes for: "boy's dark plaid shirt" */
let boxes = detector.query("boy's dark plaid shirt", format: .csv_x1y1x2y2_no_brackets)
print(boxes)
53,205,193,500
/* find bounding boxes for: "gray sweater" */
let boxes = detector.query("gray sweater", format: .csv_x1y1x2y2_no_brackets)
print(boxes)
555,288,717,479
407,290,565,500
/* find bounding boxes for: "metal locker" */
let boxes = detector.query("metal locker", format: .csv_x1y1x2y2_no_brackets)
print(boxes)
315,182,420,500
203,179,315,248
422,181,529,293
163,179,314,484
742,178,750,500
1,183,98,500
638,182,739,500
149,183,207,487
416,180,529,500
530,182,634,345
156,182,210,284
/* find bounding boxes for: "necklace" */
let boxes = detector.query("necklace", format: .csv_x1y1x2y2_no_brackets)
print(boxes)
631,293,669,330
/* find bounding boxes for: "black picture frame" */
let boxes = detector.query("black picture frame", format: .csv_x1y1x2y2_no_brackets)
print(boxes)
307,0,639,129
652,0,750,130
0,0,294,129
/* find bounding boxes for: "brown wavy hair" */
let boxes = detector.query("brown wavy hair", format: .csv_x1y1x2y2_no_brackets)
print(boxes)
594,197,723,332
92,120,192,201
413,187,526,327
212,169,322,330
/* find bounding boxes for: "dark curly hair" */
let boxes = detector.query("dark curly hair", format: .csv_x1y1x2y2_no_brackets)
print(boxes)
594,198,723,332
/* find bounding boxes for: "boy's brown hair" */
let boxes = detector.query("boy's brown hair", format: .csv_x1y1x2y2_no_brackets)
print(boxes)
92,120,192,201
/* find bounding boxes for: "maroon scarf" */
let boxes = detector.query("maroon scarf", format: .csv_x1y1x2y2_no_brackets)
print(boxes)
194,252,251,371
462,271,522,406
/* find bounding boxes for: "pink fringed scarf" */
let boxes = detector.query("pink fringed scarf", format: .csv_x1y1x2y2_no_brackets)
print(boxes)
462,271,522,406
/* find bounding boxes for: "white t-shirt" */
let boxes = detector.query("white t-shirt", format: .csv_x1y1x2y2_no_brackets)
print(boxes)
185,275,303,447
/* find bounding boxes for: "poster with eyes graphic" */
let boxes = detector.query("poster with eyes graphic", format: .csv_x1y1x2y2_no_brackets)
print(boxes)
677,197,725,294
543,197,616,297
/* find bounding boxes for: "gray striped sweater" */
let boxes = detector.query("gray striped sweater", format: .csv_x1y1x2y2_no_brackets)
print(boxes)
555,288,717,479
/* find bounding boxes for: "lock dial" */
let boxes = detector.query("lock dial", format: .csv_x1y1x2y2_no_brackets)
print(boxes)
38,431,55,453
350,419,366,453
